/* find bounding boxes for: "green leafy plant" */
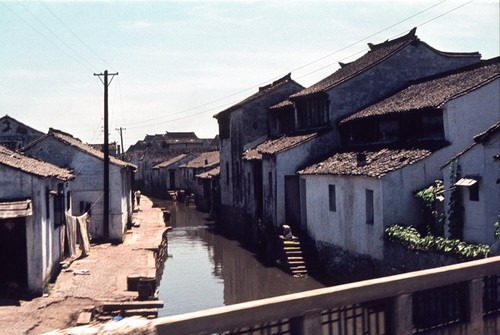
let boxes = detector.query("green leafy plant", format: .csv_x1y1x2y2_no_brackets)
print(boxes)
415,180,444,236
384,224,490,260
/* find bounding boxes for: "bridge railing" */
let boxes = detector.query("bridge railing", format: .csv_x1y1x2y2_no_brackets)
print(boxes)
154,256,500,335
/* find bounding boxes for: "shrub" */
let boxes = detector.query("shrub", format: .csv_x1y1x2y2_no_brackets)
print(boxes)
384,224,490,260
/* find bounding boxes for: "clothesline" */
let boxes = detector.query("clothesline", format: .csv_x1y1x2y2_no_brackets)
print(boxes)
64,212,91,258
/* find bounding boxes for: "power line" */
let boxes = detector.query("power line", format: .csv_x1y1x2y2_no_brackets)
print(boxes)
122,0,474,130
38,0,113,70
17,1,99,71
1,2,95,72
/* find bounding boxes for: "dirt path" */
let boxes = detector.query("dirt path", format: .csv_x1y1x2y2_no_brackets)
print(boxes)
0,196,167,335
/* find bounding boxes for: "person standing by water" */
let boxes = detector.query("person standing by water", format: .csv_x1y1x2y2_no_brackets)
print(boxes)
134,190,141,207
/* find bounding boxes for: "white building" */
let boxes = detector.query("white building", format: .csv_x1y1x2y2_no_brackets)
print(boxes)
240,28,482,243
299,57,499,260
152,153,197,194
179,150,219,201
22,129,136,242
441,122,500,254
0,146,73,295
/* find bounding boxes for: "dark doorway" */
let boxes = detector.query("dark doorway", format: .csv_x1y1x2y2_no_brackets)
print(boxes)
285,175,301,231
0,217,28,287
169,170,176,189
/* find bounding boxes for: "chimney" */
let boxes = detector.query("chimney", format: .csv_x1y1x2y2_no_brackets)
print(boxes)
356,152,366,167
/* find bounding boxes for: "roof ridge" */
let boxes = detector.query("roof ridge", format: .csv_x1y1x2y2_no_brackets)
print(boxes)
367,27,418,51
409,56,500,86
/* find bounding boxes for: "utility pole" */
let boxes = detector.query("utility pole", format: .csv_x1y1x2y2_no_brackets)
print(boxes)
115,127,126,156
94,70,118,241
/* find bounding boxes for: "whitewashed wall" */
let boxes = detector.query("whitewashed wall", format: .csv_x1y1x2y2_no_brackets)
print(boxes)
302,175,384,259
444,79,500,152
443,131,499,249
24,138,133,241
0,167,65,294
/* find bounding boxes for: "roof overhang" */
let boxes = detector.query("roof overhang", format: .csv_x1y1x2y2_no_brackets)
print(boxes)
0,199,33,219
455,177,480,187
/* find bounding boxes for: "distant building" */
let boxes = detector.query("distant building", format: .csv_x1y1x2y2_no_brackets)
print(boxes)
0,115,44,150
213,73,304,236
125,132,218,195
179,150,220,208
0,145,73,295
152,153,197,197
89,142,119,157
22,128,136,242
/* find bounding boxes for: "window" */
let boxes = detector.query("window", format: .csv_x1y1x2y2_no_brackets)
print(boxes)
455,177,480,201
365,189,374,225
66,191,71,210
296,96,329,130
54,194,65,227
469,183,479,201
328,185,336,212
219,115,230,139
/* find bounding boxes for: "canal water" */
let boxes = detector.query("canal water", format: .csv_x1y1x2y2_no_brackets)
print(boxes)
155,199,328,317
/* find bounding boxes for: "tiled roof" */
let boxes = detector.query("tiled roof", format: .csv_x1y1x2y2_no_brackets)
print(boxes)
153,153,193,169
25,129,136,170
341,57,500,124
180,151,219,169
298,142,446,178
214,73,302,118
0,145,74,180
243,133,318,161
291,28,480,99
196,166,220,179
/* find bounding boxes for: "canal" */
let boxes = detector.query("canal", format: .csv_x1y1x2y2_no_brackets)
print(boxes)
154,199,329,317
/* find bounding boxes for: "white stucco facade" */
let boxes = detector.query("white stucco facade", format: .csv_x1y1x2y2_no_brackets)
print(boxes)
0,165,70,294
442,124,500,252
443,79,500,152
23,134,135,242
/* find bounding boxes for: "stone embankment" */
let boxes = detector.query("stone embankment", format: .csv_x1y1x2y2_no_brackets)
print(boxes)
0,196,167,335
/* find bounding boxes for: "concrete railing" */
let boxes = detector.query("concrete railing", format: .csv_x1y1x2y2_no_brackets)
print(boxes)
154,256,500,335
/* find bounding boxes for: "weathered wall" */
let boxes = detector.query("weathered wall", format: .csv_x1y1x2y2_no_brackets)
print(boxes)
219,80,304,218
443,132,500,250
0,166,65,294
0,116,44,149
24,137,132,241
326,43,480,125
303,175,385,259
443,79,500,150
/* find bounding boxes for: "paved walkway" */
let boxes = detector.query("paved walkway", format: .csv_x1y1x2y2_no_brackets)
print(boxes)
0,196,167,335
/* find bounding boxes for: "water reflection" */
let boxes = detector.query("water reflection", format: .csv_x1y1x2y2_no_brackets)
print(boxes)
155,200,327,317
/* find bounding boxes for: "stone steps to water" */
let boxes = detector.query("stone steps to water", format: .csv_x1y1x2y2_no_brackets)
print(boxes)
278,233,309,277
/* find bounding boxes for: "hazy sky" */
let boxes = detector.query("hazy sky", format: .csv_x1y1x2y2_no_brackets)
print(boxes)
1,0,498,150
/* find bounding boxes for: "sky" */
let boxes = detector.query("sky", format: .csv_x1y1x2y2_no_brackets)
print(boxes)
1,1,499,151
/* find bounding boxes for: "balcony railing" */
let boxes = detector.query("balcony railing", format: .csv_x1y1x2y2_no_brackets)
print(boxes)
154,256,500,335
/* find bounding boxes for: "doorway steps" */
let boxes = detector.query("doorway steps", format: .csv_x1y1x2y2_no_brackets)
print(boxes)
280,238,308,277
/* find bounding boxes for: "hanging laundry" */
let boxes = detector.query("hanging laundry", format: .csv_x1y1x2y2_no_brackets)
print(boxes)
65,213,78,258
77,212,91,257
